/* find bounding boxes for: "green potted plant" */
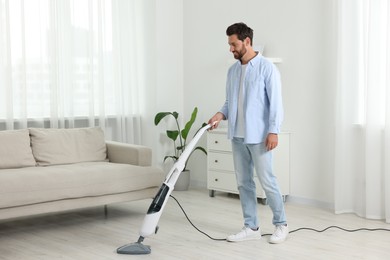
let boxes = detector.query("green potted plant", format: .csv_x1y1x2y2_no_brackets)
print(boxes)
154,107,207,190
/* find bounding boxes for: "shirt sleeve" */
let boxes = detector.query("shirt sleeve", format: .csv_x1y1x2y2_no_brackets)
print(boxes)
219,100,228,120
219,68,233,120
265,64,284,134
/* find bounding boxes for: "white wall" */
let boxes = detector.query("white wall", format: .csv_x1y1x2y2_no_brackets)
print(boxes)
142,0,184,171
182,0,337,207
149,0,337,207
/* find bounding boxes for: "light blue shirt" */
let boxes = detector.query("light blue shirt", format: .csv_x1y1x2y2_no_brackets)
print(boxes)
219,54,284,144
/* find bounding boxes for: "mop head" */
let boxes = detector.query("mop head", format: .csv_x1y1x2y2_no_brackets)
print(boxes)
116,242,151,255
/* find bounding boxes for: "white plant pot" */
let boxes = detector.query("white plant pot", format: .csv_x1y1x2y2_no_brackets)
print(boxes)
174,169,190,191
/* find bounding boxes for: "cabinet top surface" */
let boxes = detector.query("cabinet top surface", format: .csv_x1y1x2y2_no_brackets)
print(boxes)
208,128,290,135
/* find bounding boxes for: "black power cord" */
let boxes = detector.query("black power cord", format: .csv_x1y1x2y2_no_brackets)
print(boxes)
170,195,390,240
170,195,225,241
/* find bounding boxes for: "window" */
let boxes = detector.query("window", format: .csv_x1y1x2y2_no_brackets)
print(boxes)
0,0,130,119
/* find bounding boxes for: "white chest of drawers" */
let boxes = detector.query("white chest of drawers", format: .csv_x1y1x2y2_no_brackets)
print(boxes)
207,129,290,203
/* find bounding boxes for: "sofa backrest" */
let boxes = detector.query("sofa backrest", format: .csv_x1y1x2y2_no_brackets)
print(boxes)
0,129,36,169
29,127,107,166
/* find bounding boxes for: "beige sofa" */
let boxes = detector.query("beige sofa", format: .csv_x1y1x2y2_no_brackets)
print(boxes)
0,127,164,221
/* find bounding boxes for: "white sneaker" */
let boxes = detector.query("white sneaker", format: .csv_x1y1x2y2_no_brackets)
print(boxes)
269,224,288,244
227,227,261,242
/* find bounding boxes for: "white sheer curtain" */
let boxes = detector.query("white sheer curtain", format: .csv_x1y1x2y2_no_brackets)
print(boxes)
0,0,150,143
335,0,390,222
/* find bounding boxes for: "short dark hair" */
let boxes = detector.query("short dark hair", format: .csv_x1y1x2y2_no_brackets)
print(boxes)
226,22,254,45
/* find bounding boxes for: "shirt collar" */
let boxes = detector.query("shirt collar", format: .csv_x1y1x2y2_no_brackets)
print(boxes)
247,52,261,67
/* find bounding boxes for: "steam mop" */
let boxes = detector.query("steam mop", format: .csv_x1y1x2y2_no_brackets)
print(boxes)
117,123,213,255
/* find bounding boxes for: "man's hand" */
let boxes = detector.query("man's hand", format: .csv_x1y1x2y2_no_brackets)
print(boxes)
266,133,278,151
208,112,225,130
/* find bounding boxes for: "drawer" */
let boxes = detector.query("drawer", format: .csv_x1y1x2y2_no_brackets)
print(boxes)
208,152,234,171
207,132,232,151
207,132,290,200
208,171,267,198
207,171,238,192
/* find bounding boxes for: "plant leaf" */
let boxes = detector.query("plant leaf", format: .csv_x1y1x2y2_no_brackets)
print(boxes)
154,112,178,125
164,155,178,162
181,107,198,140
193,146,207,155
167,130,179,141
183,146,207,170
172,111,179,119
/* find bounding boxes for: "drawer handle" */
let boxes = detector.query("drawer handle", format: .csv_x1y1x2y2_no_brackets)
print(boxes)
215,178,218,182
214,160,218,163
214,140,219,144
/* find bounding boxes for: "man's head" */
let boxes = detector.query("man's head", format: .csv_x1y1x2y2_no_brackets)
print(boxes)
226,22,254,45
226,22,254,61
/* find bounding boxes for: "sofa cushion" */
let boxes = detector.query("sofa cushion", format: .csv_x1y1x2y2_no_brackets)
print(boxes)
0,162,163,208
29,127,107,166
0,129,36,169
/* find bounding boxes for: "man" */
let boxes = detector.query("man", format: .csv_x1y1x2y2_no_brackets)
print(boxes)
208,22,288,244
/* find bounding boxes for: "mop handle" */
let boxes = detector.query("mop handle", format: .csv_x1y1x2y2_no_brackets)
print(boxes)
166,122,216,177
138,122,217,238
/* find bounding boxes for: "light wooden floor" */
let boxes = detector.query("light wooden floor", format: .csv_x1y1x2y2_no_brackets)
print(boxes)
1,188,390,260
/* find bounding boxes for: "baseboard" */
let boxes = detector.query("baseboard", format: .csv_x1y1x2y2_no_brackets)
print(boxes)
286,196,334,210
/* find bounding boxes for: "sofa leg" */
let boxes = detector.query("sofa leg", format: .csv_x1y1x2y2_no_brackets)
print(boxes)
104,205,108,218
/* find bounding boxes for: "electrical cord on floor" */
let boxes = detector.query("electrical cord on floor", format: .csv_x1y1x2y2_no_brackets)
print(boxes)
170,195,226,241
170,195,390,240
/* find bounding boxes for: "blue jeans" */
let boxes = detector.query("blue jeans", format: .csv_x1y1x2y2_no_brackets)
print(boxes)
231,137,287,228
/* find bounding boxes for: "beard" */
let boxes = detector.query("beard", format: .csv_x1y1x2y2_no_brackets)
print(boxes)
233,46,247,60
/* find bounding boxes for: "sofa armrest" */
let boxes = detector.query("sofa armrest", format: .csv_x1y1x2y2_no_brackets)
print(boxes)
106,141,152,166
